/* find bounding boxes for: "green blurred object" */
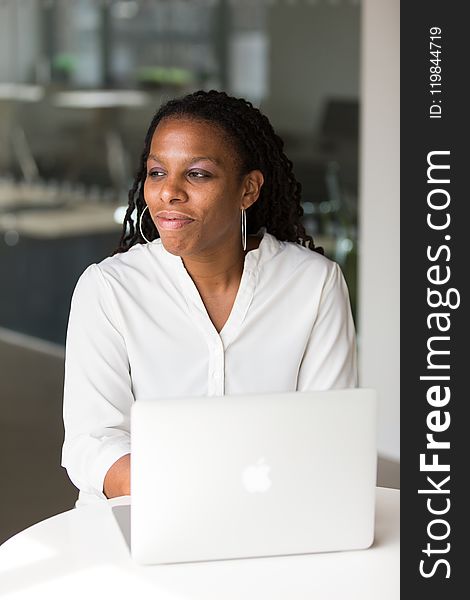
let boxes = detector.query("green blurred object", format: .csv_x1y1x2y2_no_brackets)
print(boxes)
51,53,76,84
52,53,76,74
136,66,195,88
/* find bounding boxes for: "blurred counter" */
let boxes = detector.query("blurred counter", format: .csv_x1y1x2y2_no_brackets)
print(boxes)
0,197,122,345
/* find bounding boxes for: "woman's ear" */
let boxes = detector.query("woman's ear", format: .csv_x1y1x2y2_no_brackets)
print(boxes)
241,169,264,210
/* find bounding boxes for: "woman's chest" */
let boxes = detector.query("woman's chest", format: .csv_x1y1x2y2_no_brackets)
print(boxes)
197,289,238,334
109,263,319,397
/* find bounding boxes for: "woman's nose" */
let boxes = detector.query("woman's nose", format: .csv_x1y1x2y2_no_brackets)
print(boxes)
159,175,189,203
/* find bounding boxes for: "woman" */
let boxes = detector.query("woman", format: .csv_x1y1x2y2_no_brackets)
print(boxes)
61,90,357,506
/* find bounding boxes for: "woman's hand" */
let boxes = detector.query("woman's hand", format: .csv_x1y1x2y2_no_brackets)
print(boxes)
103,453,131,498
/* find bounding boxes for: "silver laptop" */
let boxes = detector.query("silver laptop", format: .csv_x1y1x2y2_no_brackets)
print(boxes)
129,388,377,565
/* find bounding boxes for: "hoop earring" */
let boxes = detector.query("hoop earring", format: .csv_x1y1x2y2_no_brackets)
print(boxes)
241,207,247,251
139,205,152,244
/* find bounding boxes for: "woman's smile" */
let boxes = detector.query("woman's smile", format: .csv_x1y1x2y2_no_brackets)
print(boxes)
155,210,198,231
156,215,195,230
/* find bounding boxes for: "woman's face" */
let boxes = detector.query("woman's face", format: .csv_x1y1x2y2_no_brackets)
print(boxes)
143,117,263,257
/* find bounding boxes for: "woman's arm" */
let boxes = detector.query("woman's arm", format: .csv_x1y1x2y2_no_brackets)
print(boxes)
104,453,131,498
297,261,358,390
62,263,134,501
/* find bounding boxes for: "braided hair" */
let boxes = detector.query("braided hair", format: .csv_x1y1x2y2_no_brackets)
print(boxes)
112,89,323,255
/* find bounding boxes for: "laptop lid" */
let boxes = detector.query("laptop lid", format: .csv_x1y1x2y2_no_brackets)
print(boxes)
130,388,377,565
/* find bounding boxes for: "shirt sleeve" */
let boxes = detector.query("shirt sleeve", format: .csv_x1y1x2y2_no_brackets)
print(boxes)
296,261,358,391
61,263,133,500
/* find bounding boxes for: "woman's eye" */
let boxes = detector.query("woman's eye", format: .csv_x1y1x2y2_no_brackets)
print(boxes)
188,171,208,178
148,170,164,178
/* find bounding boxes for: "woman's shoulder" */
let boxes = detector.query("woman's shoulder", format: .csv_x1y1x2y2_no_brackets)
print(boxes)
74,241,165,292
96,240,165,278
277,236,337,276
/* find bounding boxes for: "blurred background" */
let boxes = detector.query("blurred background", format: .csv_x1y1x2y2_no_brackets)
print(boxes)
0,0,399,544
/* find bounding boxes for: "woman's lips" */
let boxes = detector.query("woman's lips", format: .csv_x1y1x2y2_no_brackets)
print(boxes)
156,216,195,230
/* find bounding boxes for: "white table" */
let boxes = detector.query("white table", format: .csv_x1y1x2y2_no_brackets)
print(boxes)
0,487,399,599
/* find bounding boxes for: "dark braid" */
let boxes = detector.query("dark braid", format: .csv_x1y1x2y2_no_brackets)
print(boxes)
112,89,323,255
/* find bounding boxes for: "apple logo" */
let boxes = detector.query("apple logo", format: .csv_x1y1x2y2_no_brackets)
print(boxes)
242,457,272,493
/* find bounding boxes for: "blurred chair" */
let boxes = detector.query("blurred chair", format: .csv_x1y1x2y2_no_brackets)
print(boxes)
0,84,44,181
51,89,151,197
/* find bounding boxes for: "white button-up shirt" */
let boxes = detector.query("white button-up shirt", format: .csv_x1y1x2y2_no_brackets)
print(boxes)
61,229,357,505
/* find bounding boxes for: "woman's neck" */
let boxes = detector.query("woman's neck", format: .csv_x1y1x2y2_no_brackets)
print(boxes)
181,234,261,296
